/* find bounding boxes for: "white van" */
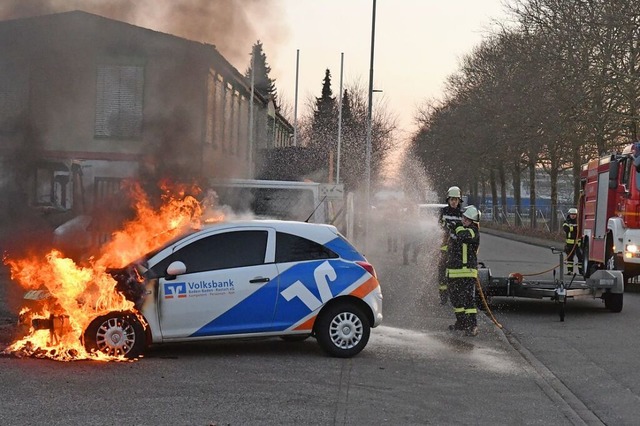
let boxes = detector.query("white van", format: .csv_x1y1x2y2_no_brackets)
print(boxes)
208,178,327,223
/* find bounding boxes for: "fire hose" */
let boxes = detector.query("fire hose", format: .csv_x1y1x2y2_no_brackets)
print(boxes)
475,276,502,329
514,192,584,279
473,243,579,331
472,226,579,330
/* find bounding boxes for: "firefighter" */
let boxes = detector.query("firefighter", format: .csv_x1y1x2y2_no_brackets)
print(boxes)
563,207,583,275
437,186,464,304
447,205,481,336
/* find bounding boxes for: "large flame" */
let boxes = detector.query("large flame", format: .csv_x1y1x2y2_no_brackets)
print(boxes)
2,180,220,361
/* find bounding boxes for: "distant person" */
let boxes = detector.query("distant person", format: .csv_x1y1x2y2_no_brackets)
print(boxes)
447,205,481,336
384,203,399,253
402,203,421,265
437,186,463,304
563,207,583,275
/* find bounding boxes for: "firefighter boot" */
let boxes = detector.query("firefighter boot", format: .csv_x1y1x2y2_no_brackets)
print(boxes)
566,261,576,275
465,313,478,337
448,312,465,331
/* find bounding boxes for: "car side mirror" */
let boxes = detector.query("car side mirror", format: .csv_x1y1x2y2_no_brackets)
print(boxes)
166,261,186,279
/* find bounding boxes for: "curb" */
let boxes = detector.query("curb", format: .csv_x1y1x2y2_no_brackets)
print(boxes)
489,320,602,425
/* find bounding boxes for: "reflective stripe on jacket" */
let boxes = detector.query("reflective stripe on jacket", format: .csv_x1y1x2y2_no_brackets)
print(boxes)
562,218,578,245
446,223,479,278
439,205,463,248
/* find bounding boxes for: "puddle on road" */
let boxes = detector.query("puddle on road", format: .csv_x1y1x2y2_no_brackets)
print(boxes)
370,325,521,374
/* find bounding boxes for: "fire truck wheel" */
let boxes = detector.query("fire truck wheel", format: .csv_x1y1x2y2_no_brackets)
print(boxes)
604,293,623,313
315,301,370,358
83,311,146,359
605,253,624,271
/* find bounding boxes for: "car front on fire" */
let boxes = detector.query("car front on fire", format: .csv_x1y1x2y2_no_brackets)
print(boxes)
17,220,383,360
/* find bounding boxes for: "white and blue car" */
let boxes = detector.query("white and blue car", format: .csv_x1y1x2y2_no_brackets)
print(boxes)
85,220,383,358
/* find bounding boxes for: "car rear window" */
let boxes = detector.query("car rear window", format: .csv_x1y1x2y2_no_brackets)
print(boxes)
275,232,338,263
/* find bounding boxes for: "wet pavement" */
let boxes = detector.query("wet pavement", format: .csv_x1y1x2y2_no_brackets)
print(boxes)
0,229,594,425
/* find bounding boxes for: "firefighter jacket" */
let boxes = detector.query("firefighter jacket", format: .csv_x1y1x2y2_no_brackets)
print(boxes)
439,204,463,250
446,223,480,278
562,217,578,245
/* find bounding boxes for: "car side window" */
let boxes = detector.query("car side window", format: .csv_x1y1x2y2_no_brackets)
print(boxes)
275,232,338,263
151,230,268,276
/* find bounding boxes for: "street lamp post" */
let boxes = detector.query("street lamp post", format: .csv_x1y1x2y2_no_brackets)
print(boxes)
365,0,377,251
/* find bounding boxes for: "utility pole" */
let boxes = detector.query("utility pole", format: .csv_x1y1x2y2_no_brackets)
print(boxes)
293,49,300,147
337,52,344,184
249,46,255,176
365,0,377,251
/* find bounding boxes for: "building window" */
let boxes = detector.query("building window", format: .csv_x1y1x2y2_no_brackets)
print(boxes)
214,76,224,149
239,96,248,159
233,91,240,156
95,64,144,139
205,71,216,147
223,83,232,152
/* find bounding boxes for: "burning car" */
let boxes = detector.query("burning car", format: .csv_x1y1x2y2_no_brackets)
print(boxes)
11,220,383,359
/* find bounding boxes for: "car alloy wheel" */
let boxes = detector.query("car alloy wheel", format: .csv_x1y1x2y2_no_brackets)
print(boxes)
316,302,370,358
84,311,145,359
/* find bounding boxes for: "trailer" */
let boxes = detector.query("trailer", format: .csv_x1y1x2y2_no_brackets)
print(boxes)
478,247,625,321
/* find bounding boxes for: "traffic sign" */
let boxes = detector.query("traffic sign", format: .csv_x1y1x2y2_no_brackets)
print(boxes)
319,184,344,200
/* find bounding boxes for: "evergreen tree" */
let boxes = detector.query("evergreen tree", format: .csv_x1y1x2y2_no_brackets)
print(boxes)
246,40,278,108
310,69,338,154
339,88,365,190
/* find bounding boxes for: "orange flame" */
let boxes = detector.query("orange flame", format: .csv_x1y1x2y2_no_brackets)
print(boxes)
2,181,222,361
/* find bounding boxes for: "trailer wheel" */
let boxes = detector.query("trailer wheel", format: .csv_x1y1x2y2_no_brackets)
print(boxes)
559,302,565,322
604,292,623,313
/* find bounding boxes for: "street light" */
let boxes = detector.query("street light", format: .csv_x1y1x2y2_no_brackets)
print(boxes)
364,0,377,251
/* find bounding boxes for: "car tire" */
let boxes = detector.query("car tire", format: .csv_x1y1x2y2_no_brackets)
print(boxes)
315,302,370,358
83,311,146,359
604,292,623,313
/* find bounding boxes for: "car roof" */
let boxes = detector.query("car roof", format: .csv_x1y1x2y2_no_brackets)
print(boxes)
201,219,338,233
141,219,344,267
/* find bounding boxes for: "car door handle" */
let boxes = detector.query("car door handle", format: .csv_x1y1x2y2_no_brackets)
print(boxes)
250,277,270,284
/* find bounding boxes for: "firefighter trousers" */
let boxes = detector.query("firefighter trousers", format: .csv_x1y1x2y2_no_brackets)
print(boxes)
564,243,584,274
449,277,477,330
437,246,448,303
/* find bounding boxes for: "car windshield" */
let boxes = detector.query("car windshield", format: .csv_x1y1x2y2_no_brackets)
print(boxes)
139,228,201,263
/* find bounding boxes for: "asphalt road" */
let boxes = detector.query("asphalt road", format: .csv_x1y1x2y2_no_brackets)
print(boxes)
0,225,605,425
480,230,640,425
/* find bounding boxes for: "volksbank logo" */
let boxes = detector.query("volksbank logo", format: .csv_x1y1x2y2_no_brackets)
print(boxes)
188,279,234,290
164,282,187,299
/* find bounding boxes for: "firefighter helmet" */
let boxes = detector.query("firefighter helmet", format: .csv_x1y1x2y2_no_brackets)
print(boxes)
462,205,480,222
568,208,578,215
447,186,461,199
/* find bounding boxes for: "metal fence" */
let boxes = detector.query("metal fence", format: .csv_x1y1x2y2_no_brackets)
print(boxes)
479,204,575,233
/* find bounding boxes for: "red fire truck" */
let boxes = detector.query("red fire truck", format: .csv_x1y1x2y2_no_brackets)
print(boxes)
580,142,640,282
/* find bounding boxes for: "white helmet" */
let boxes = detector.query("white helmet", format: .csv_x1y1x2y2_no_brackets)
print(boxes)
568,208,578,215
462,205,480,222
447,186,461,199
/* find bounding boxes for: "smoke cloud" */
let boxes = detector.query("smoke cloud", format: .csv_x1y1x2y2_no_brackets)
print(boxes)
0,0,287,67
